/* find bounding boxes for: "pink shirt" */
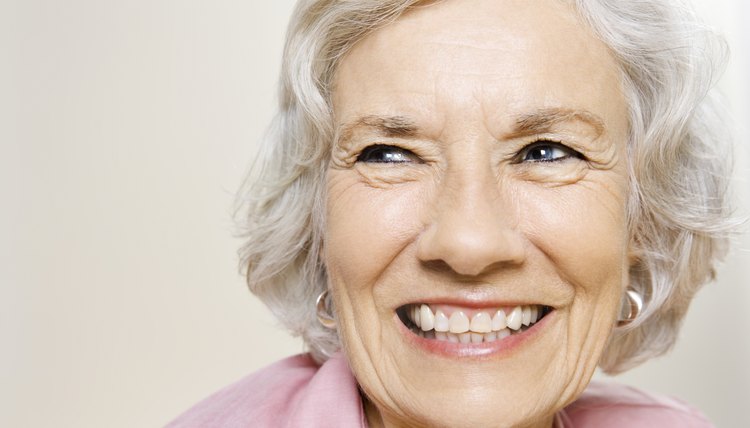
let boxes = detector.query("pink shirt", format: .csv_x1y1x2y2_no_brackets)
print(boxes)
167,352,713,427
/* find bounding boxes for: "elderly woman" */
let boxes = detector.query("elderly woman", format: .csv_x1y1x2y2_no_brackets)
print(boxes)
170,0,734,426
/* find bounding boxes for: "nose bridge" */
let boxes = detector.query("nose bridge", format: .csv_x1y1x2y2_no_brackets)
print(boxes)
445,158,502,224
417,151,525,276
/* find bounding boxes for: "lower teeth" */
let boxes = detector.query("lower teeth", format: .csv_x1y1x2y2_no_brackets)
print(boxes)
409,325,527,343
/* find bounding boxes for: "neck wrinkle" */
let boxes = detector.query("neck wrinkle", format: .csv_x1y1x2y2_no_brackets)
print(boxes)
361,390,564,428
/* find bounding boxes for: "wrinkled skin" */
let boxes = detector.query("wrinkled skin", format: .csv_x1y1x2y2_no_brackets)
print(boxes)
324,0,631,426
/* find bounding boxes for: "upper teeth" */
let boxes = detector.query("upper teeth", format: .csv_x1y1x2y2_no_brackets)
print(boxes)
407,304,545,338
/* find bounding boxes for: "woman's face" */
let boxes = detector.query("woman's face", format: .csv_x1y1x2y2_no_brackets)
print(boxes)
325,0,631,426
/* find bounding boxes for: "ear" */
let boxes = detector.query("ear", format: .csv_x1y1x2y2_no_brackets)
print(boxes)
623,236,643,293
312,202,327,268
317,235,328,270
626,234,643,268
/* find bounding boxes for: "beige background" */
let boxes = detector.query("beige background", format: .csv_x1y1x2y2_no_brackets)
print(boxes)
2,0,748,426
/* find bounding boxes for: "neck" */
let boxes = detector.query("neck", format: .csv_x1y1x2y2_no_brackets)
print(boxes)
362,395,557,428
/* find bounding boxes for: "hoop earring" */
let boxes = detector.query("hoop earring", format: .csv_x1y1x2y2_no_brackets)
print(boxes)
617,288,643,327
316,290,337,329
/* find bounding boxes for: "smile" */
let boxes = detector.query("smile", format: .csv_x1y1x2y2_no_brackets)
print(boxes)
398,303,553,344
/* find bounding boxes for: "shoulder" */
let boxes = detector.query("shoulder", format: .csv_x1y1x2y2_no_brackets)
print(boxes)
561,381,714,428
166,352,365,428
166,354,319,427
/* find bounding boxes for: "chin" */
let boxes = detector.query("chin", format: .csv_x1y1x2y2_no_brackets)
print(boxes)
345,304,594,428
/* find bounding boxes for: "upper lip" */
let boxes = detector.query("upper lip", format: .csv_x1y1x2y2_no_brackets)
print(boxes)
395,296,557,310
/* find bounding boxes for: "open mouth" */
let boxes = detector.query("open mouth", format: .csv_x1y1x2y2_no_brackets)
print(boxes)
397,303,553,344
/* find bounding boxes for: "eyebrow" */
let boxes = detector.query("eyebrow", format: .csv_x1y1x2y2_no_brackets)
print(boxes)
336,108,605,146
508,108,605,139
337,115,419,146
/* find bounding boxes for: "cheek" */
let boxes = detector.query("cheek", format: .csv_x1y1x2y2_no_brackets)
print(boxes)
518,179,630,293
324,171,425,293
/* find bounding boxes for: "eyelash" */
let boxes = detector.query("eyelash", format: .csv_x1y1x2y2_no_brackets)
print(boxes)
516,140,584,163
356,144,422,164
354,141,584,164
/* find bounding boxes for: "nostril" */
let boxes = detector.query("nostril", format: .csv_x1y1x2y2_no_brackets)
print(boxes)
419,259,457,274
419,242,525,277
420,258,512,277
417,217,526,277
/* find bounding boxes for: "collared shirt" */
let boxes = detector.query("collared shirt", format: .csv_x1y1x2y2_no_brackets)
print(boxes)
167,352,713,427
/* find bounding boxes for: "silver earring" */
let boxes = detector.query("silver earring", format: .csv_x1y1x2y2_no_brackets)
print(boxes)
316,290,337,329
617,288,643,327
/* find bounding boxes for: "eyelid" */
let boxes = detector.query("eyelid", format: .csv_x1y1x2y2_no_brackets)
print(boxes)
356,144,423,163
515,139,585,163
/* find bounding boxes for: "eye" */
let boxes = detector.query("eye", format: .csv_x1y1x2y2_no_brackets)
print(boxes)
518,140,583,163
356,144,422,164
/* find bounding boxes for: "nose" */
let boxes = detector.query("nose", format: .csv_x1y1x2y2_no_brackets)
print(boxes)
416,164,525,277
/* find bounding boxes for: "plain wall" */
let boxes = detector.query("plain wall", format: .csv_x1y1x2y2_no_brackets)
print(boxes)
2,0,748,426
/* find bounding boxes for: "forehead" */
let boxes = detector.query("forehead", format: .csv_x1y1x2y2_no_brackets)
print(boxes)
332,0,627,138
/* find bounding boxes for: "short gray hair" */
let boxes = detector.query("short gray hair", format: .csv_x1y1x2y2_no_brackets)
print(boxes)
236,0,736,373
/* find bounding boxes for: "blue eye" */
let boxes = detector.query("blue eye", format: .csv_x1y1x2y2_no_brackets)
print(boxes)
520,141,582,163
356,144,421,163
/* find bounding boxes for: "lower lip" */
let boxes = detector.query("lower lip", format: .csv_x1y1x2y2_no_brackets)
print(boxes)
396,310,555,359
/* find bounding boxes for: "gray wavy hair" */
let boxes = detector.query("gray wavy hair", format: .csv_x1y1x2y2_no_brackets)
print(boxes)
236,0,735,373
